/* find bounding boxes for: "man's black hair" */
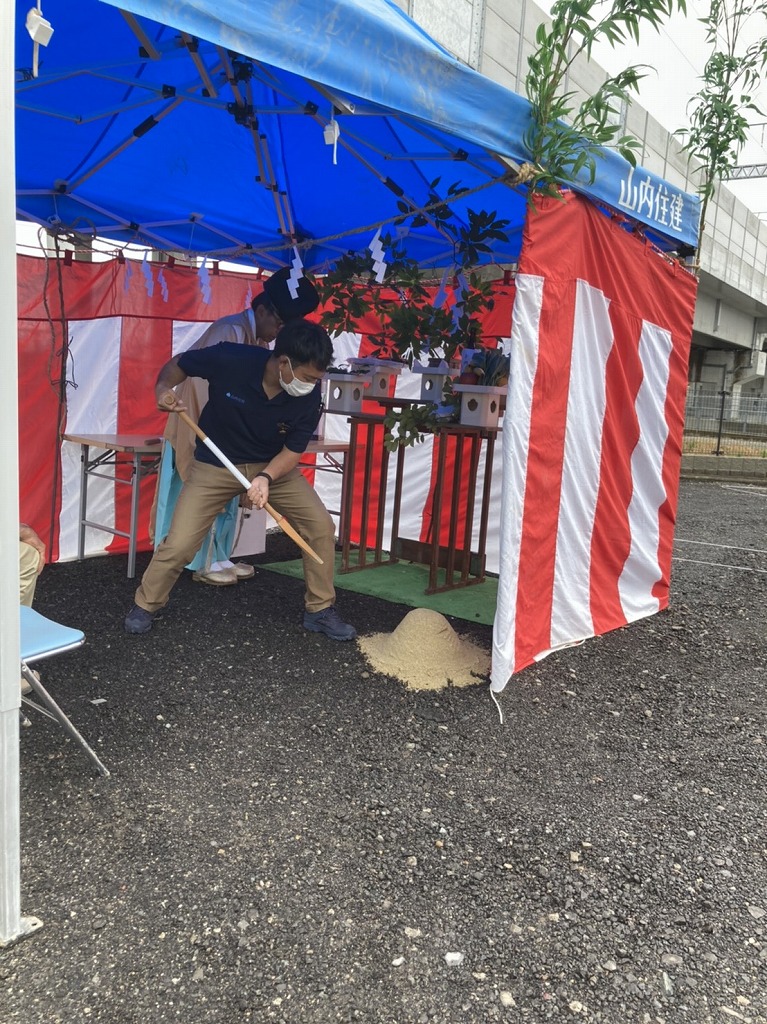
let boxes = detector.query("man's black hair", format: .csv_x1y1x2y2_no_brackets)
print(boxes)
273,319,334,371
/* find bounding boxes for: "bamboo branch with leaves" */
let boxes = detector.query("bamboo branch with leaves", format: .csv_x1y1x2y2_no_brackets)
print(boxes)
676,0,767,245
316,183,508,367
525,0,687,193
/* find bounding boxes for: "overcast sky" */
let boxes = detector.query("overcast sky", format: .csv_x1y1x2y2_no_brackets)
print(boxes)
585,0,767,219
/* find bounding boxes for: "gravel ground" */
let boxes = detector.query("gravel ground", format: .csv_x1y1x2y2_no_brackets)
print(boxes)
3,480,766,1024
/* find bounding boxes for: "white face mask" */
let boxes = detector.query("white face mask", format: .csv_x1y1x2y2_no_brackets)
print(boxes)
279,362,318,398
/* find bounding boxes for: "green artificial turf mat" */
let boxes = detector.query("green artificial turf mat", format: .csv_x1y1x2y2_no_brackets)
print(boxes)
260,553,497,625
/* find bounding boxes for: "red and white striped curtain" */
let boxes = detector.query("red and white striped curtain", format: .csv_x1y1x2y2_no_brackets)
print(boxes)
18,255,268,562
17,254,516,566
18,194,697,687
491,193,698,690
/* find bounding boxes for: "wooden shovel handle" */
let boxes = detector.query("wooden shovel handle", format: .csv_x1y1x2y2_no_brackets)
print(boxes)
166,400,324,564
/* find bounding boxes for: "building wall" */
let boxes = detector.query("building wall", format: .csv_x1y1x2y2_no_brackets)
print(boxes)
393,0,767,394
693,292,756,348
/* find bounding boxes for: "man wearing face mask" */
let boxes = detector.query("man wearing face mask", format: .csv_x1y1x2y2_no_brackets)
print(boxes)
152,267,318,586
124,317,356,641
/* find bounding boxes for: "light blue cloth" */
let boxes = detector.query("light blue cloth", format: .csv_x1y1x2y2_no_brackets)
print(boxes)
154,443,238,571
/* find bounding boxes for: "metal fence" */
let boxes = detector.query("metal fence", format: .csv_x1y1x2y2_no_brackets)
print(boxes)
683,390,767,457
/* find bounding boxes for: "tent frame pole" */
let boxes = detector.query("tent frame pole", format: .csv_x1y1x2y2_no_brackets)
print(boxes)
0,0,43,948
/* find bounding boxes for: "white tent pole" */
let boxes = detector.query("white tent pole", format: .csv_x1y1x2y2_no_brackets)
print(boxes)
0,2,41,947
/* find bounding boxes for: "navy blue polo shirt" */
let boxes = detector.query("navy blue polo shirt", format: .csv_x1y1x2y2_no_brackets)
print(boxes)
177,343,322,466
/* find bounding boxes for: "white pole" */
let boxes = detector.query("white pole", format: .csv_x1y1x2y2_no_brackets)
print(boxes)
0,2,41,946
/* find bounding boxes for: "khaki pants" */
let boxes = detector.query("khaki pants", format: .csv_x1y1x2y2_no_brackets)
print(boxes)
20,541,39,607
134,460,336,614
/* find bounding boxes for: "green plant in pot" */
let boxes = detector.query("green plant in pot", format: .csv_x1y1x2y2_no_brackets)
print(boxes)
316,181,510,447
456,348,510,387
317,183,509,366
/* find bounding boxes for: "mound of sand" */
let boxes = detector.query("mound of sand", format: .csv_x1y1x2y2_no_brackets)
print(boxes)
358,608,490,691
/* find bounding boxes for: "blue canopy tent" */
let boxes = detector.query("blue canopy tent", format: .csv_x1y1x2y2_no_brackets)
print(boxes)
14,0,700,269
4,0,702,947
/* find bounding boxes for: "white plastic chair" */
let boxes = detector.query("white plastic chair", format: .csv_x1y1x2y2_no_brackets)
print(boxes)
20,606,109,777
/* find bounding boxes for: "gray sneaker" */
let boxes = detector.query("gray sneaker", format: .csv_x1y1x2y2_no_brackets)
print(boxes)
303,606,357,641
124,605,156,635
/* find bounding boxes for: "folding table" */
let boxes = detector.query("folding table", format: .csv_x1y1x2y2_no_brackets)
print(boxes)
63,433,162,579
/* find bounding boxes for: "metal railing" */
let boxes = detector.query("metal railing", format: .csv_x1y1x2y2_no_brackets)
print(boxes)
683,390,767,457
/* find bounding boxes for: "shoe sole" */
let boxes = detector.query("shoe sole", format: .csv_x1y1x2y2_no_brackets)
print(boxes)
192,574,237,586
303,623,357,641
124,615,154,634
125,622,153,634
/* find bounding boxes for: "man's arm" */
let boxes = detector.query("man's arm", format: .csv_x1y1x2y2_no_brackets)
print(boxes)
246,448,302,509
154,356,189,411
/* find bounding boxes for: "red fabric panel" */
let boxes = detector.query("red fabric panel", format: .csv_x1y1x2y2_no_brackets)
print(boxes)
479,284,516,341
419,435,474,547
106,318,174,556
347,421,389,548
513,274,576,670
344,338,402,547
18,318,67,561
589,307,644,635
17,255,270,561
17,255,262,323
496,192,697,677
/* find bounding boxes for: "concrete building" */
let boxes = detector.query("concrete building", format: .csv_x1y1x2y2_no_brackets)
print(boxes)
393,0,767,401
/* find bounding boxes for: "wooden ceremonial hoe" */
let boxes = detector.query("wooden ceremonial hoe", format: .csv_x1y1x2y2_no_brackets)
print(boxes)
164,398,323,565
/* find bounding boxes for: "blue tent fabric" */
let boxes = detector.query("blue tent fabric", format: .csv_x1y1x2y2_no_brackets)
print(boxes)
15,0,700,268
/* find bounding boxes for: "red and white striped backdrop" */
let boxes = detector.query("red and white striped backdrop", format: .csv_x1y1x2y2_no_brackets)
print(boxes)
491,193,697,689
17,192,696,690
17,254,515,568
18,256,268,563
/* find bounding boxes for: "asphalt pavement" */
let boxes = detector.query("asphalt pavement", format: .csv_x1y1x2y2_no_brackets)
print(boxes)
3,479,766,1024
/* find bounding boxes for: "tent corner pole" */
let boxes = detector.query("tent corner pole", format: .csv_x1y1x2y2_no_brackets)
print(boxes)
0,0,44,947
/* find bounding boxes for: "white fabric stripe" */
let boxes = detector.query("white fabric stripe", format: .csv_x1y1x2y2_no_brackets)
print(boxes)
482,430,505,572
618,321,672,619
172,320,211,356
314,333,361,533
392,370,435,544
58,319,122,561
491,274,543,692
550,281,613,648
329,331,365,369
